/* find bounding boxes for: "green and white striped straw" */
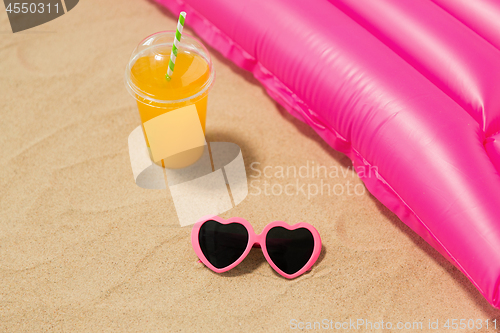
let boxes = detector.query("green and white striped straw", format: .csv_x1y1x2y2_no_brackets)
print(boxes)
166,11,187,81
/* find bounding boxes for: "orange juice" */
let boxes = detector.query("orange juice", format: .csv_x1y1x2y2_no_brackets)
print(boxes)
130,50,210,147
125,31,215,169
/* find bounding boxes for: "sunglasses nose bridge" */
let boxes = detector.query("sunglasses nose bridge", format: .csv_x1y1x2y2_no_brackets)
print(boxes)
250,231,267,249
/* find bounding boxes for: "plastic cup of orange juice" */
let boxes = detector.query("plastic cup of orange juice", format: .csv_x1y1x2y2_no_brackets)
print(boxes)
124,31,215,169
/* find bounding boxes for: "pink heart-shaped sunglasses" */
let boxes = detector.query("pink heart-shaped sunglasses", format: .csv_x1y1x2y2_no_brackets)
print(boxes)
191,215,322,279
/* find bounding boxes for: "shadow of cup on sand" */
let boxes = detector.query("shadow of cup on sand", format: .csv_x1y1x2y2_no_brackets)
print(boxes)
145,0,500,314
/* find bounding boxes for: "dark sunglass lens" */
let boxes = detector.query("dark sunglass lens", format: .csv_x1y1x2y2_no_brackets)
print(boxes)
199,220,249,269
266,227,315,275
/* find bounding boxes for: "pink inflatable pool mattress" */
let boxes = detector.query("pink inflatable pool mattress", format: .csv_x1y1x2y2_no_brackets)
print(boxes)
154,0,500,308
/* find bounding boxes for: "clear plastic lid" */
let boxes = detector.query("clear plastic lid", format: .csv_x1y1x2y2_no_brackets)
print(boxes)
124,31,215,105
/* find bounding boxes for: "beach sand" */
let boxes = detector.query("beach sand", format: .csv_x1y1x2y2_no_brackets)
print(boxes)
1,0,499,331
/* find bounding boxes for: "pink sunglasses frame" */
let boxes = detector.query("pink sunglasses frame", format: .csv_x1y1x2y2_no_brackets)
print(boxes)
191,215,322,279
